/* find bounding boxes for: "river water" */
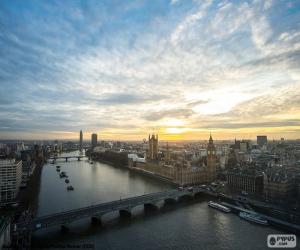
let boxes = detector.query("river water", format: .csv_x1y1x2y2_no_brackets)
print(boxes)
31,151,294,250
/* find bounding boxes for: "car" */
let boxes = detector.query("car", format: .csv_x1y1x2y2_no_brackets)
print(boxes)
187,187,193,192
178,186,184,191
36,223,42,229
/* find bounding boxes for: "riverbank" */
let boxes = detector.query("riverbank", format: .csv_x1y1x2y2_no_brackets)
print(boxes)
15,160,44,218
91,151,128,168
130,167,178,186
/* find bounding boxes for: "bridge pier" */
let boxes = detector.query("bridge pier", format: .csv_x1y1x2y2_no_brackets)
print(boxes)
164,198,177,205
144,203,158,211
61,225,69,233
178,194,194,202
91,216,102,225
119,209,132,218
194,191,202,198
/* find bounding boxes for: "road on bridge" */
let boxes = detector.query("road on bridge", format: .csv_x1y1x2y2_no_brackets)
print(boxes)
16,186,212,232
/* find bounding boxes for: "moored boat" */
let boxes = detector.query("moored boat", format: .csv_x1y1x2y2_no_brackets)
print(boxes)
67,185,74,191
239,212,268,225
65,179,70,183
208,201,231,213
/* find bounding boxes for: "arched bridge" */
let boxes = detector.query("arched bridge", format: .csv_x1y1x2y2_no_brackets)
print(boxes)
48,155,87,162
16,186,215,232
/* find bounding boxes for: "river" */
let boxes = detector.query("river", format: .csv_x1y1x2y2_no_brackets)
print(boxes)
31,151,294,250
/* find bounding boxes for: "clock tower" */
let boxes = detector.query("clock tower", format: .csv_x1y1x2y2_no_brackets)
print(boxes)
207,134,216,181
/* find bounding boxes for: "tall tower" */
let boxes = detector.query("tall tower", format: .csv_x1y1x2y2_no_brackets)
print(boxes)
148,134,158,160
91,133,97,149
207,134,216,181
79,130,83,152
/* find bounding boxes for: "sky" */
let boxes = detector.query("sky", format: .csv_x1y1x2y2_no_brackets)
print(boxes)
0,0,300,141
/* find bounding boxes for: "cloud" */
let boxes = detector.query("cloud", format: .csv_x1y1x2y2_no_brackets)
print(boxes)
0,0,300,139
143,108,195,121
97,93,168,105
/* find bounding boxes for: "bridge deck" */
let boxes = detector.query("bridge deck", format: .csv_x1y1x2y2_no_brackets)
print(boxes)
49,155,86,159
16,187,207,232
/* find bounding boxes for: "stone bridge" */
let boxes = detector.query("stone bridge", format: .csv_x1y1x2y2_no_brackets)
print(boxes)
49,155,87,162
16,186,215,232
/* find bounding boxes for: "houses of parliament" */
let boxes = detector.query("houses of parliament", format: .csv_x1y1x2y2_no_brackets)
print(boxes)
129,134,217,186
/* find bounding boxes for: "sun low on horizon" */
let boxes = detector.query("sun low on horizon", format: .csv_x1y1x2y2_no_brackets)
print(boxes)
0,0,300,141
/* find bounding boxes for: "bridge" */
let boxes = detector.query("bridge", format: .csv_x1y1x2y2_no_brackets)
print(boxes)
16,186,214,232
48,155,87,162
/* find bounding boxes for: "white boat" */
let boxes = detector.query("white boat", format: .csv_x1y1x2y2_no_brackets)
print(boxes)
239,212,268,225
208,201,231,213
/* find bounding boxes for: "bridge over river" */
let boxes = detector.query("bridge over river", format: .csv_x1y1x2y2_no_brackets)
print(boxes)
16,186,215,232
48,155,87,162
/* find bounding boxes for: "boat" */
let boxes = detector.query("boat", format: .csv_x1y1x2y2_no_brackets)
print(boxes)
239,212,268,225
56,168,60,172
208,201,231,213
67,186,74,191
60,172,67,178
65,179,70,183
56,165,60,169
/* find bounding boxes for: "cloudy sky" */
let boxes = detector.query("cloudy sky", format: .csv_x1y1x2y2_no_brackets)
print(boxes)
0,0,300,141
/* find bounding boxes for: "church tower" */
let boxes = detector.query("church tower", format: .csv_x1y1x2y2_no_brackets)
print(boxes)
207,134,216,181
148,134,158,160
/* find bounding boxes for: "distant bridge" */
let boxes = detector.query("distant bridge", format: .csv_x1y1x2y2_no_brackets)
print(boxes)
16,187,215,232
48,155,87,162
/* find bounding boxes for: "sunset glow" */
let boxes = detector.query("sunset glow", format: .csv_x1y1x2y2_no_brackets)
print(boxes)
0,0,300,140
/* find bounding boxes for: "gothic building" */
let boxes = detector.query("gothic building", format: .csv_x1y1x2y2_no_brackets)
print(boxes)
147,134,158,160
129,134,217,185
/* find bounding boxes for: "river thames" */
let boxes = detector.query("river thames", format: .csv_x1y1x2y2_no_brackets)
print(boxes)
31,151,292,250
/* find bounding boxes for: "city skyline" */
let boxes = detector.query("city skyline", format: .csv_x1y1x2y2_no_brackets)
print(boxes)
1,0,300,141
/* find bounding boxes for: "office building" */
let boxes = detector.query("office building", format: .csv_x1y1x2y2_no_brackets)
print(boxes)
91,133,98,148
79,130,83,151
227,167,264,194
0,159,22,204
263,168,294,202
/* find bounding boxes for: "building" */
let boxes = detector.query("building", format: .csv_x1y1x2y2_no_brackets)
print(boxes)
227,167,264,194
0,159,22,204
129,134,216,185
147,134,158,160
91,133,98,148
20,149,35,187
263,168,294,202
79,130,83,152
257,135,268,147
